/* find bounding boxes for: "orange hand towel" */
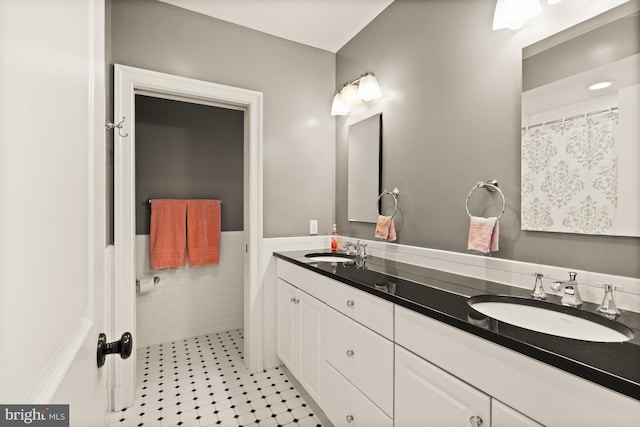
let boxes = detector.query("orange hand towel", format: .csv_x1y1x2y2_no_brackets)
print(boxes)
150,199,187,269
187,200,221,266
468,216,499,254
375,215,397,242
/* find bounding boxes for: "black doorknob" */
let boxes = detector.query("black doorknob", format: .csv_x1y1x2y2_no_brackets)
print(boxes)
97,332,133,368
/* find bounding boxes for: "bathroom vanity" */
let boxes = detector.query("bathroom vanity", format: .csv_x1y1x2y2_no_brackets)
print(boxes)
274,250,640,427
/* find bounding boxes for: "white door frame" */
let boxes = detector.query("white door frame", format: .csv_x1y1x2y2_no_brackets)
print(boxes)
113,64,263,409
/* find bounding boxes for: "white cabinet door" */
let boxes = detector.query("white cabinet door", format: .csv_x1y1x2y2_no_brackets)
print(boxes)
297,290,324,406
277,278,324,405
277,279,297,371
395,345,490,427
493,400,543,427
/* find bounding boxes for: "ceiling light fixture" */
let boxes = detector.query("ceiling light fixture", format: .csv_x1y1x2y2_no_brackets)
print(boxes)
588,80,615,91
492,0,542,30
547,0,563,5
331,71,381,116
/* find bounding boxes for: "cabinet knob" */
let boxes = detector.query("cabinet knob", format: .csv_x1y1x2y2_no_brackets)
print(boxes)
346,414,354,423
290,297,295,303
346,300,355,308
346,349,355,358
469,415,483,427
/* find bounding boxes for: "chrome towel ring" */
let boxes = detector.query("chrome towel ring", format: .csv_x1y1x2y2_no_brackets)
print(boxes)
465,181,505,220
377,188,400,218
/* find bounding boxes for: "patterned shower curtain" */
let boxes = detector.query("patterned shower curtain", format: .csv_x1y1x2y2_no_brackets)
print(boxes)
521,109,619,234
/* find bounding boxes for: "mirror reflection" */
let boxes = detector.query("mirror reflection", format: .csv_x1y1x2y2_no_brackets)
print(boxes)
348,113,382,223
521,10,640,237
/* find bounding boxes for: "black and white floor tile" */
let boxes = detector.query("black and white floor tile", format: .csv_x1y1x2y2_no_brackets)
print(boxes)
108,329,330,427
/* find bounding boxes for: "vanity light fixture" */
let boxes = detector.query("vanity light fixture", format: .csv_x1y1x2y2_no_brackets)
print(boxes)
358,72,382,101
588,80,615,91
492,0,542,30
331,71,381,116
331,91,350,116
341,82,363,109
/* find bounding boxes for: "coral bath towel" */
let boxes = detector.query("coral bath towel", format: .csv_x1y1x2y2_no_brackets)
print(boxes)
375,215,397,241
150,199,187,269
187,199,221,266
468,216,499,254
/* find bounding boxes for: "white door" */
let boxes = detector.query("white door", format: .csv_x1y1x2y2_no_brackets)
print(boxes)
0,0,109,425
395,345,490,427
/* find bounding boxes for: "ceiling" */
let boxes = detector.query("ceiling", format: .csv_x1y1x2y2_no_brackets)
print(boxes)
158,0,395,52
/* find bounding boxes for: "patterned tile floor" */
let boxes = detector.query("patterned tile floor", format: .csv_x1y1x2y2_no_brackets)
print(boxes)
108,329,330,427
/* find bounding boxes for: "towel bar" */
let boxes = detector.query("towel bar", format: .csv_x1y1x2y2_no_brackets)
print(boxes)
465,181,505,220
147,198,222,204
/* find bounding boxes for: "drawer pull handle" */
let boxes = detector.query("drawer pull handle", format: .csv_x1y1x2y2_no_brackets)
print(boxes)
469,415,483,427
346,349,355,357
346,300,355,308
346,414,354,423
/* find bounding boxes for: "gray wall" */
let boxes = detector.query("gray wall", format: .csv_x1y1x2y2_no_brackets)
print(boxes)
109,0,336,238
336,0,640,278
135,95,244,234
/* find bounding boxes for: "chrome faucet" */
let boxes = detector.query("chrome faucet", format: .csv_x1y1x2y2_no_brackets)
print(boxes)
551,272,582,307
597,284,621,319
530,273,547,300
344,240,367,267
343,241,359,255
357,241,367,261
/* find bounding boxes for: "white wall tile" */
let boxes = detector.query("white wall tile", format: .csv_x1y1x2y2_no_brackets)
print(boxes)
347,237,640,312
135,232,244,348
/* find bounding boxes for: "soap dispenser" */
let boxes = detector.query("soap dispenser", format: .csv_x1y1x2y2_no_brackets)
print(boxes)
331,224,338,252
597,284,621,318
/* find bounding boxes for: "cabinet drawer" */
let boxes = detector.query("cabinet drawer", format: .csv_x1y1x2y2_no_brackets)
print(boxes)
492,400,543,427
323,362,393,427
324,306,394,417
277,259,326,301
325,278,393,339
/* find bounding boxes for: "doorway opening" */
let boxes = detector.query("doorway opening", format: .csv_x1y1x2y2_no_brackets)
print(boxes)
113,65,263,410
134,95,245,350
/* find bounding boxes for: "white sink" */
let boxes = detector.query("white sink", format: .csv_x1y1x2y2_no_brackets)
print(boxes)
468,295,633,342
304,252,355,264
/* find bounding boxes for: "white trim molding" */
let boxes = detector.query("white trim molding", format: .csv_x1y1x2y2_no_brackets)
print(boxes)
114,64,264,409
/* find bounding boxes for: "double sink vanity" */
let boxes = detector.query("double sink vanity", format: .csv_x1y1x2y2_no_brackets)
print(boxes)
274,249,640,427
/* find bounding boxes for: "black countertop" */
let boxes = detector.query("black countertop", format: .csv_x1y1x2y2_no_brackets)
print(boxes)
274,250,640,401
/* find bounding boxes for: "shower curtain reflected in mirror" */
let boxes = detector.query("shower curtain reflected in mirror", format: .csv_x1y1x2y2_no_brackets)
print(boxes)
521,108,638,236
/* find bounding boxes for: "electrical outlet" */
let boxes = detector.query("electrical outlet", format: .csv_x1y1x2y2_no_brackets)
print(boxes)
309,220,318,235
